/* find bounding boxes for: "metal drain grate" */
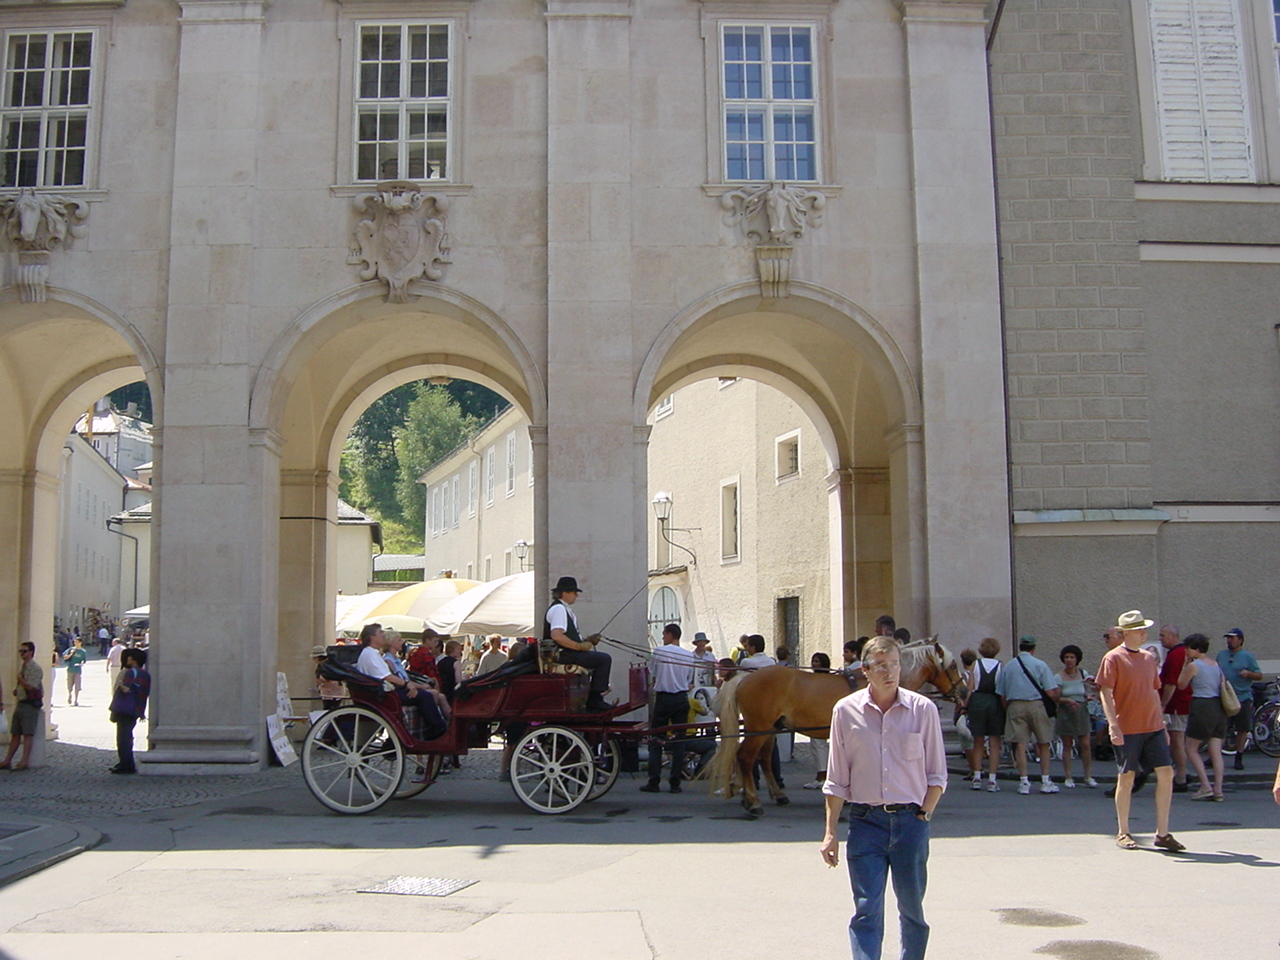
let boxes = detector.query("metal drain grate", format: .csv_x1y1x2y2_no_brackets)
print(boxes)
358,876,477,898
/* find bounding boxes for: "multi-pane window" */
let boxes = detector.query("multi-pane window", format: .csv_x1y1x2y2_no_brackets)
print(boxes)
355,23,450,181
505,433,516,496
484,447,495,505
1,30,93,188
720,479,740,560
467,460,478,517
721,25,817,182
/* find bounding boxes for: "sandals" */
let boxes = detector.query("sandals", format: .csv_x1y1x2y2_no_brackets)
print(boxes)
1153,833,1186,852
1116,833,1138,850
1189,787,1214,801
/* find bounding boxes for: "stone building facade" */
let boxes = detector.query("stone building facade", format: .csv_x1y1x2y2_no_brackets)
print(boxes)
0,0,1268,769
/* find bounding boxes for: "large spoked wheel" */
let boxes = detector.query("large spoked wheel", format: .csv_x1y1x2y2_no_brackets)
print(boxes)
1252,702,1280,758
587,739,621,801
511,725,595,814
302,706,404,814
395,753,444,799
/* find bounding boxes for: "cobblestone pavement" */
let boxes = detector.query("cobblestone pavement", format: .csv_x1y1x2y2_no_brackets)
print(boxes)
0,656,514,822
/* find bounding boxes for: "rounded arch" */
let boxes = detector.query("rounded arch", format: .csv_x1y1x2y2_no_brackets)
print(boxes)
635,281,920,452
250,281,546,442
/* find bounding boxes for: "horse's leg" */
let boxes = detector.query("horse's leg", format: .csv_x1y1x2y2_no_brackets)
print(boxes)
758,734,790,805
736,735,765,816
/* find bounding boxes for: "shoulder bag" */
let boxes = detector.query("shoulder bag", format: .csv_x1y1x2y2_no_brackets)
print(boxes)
1016,655,1057,719
1220,675,1241,718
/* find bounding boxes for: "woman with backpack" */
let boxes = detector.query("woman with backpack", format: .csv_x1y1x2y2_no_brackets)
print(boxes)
964,637,1006,792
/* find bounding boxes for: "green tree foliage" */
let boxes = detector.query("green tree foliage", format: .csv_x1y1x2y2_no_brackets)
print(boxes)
394,384,482,533
339,379,508,544
107,382,153,423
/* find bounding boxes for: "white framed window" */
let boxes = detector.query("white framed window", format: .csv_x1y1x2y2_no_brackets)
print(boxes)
647,586,681,646
353,22,452,182
483,554,491,581
429,485,440,537
505,433,516,497
1,29,96,188
464,561,473,579
775,430,800,481
451,474,460,527
655,395,675,420
484,446,495,505
720,477,740,561
720,23,819,182
503,549,512,577
467,460,478,517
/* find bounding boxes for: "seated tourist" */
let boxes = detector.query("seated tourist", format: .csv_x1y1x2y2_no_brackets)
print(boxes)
355,623,447,740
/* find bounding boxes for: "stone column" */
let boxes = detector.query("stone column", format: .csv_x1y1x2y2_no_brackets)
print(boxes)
826,467,856,655
277,468,337,711
887,424,928,634
544,1,647,666
852,467,893,637
528,424,549,626
900,0,1013,639
145,0,272,769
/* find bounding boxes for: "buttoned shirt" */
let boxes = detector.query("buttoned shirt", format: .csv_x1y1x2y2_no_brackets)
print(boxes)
994,652,1059,701
739,652,776,671
823,687,947,806
356,645,391,681
652,644,696,693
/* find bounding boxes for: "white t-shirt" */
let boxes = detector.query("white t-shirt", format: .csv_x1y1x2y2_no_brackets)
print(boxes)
546,602,577,637
739,652,776,671
652,644,696,693
356,645,391,681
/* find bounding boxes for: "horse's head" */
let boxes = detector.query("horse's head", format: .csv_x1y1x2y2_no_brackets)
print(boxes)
928,641,966,701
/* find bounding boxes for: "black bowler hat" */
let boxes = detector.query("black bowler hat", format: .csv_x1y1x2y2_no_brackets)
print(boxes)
554,576,582,593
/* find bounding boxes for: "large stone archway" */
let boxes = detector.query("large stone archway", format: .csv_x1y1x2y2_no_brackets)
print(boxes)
637,282,1012,647
0,292,159,664
251,284,545,725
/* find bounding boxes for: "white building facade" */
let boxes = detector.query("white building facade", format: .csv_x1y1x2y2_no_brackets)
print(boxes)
0,0,1270,769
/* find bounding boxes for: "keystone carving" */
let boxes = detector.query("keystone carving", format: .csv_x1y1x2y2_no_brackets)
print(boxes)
720,182,825,298
352,181,452,303
0,189,88,303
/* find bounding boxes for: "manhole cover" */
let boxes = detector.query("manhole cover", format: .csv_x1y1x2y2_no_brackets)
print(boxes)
358,876,477,898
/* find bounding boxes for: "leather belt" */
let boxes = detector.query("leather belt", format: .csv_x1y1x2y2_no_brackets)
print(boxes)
852,802,920,813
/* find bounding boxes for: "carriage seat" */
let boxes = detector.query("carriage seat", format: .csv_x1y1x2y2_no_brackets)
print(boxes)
538,638,589,677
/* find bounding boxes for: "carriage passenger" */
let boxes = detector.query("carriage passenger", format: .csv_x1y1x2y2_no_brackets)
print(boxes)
354,623,448,741
385,629,450,723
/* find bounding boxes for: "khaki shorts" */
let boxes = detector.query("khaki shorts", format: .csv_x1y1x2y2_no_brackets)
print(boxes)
1004,699,1054,744
1164,712,1188,733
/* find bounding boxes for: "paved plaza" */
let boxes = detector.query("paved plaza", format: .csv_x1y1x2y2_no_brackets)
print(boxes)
0,660,1274,959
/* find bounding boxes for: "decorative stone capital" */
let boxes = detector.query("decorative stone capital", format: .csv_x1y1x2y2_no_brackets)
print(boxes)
0,189,88,303
720,182,824,297
351,181,452,303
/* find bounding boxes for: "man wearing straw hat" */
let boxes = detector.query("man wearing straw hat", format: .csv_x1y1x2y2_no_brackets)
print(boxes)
1095,609,1184,852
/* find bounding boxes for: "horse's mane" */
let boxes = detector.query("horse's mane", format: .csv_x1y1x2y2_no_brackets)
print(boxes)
896,637,958,673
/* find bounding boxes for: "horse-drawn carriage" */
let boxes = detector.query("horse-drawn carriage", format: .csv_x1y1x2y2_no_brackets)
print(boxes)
300,645,648,815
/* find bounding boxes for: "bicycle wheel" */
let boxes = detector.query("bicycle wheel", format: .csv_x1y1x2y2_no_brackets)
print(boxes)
1252,702,1280,758
302,706,404,814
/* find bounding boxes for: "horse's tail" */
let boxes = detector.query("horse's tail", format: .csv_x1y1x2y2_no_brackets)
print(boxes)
708,672,744,796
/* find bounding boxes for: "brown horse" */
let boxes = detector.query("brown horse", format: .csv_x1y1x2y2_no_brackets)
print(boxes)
710,639,965,817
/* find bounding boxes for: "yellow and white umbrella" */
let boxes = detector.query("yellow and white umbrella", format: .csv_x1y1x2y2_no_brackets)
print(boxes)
334,578,480,634
423,572,535,637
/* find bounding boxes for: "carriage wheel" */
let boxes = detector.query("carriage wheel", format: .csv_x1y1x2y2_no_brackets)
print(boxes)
302,706,404,814
510,725,595,814
586,739,621,801
395,753,444,799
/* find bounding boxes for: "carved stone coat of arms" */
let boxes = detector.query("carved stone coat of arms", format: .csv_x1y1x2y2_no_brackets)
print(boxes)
353,181,451,302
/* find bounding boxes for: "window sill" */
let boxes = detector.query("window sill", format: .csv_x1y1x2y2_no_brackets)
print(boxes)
331,183,473,198
702,182,841,198
0,188,108,201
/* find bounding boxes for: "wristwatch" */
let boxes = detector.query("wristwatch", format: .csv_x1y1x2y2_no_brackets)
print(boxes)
917,809,932,821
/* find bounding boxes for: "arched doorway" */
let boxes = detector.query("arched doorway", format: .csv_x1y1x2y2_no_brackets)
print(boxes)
253,286,544,707
0,294,158,664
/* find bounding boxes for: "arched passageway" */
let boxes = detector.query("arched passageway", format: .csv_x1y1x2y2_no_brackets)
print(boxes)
0,294,157,663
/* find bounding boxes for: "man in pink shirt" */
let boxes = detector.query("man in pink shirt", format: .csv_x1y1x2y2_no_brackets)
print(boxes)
819,636,946,960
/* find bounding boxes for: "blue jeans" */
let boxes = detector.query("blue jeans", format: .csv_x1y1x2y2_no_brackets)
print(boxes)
845,805,930,960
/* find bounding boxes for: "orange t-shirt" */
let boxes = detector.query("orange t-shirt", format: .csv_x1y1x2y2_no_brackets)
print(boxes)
1095,645,1163,735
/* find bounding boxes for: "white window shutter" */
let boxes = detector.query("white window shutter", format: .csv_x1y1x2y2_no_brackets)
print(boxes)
1149,0,1255,182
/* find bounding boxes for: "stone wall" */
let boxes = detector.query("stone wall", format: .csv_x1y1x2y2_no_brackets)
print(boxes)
991,0,1152,512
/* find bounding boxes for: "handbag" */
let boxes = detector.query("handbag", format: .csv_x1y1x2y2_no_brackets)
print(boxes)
1220,677,1241,718
1015,655,1057,719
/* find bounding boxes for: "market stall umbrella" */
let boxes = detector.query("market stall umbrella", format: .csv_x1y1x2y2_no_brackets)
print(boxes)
352,613,429,639
334,590,400,633
423,571,535,636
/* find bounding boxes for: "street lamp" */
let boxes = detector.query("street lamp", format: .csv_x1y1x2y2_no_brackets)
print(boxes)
650,492,696,566
513,538,530,571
